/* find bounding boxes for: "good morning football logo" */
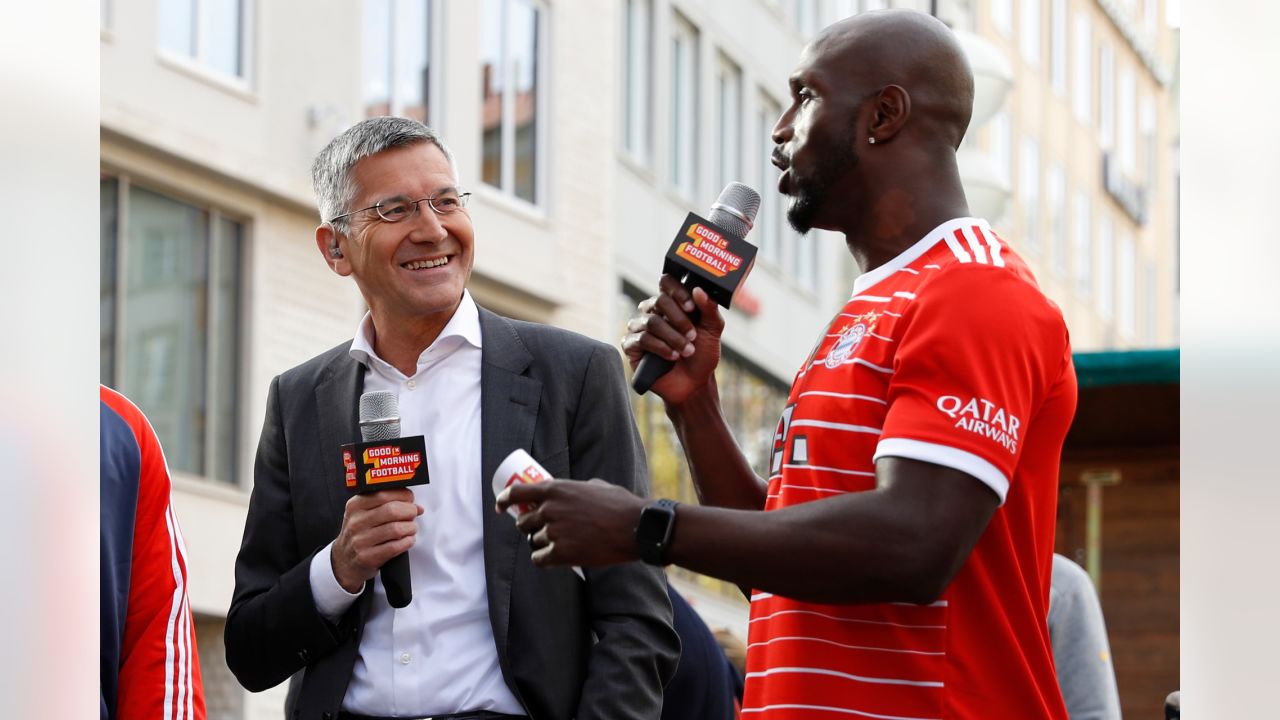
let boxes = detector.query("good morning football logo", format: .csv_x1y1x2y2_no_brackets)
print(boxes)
675,222,744,278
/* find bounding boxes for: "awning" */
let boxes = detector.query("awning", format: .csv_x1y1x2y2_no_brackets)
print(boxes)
1073,348,1180,388
1065,348,1179,454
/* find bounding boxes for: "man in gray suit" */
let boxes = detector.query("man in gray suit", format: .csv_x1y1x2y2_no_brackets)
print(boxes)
225,116,678,720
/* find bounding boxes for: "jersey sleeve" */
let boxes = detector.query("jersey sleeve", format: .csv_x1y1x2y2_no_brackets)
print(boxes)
105,389,207,720
873,266,1068,503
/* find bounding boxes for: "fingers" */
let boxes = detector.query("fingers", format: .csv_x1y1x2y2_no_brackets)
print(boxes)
333,491,422,589
657,274,696,313
625,309,694,361
496,478,553,514
621,279,700,362
344,490,422,528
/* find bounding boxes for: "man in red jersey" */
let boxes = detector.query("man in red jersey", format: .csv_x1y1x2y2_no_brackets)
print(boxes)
499,9,1076,719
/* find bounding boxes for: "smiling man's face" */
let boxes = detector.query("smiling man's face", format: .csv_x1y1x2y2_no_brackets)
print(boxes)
338,142,474,330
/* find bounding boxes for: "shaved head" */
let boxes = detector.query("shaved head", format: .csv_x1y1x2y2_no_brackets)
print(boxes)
771,9,977,243
811,9,975,149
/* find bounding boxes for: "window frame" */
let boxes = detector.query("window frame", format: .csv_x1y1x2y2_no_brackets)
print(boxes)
1050,0,1067,95
1072,188,1092,297
480,0,550,208
991,0,1013,36
1019,0,1041,68
668,10,701,200
1048,163,1067,276
1118,230,1136,340
1096,210,1115,321
1072,12,1092,124
757,91,784,267
715,51,743,194
100,171,248,488
1019,135,1041,256
621,0,653,166
362,0,441,127
156,0,256,92
1099,41,1116,150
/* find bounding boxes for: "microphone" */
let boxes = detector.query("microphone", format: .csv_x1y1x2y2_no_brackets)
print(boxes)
632,182,762,395
341,390,430,609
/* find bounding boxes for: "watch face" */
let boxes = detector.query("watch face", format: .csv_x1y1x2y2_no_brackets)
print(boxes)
636,502,676,565
636,506,670,542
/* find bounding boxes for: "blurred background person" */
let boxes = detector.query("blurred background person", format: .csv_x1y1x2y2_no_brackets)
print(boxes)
101,385,206,720
1049,553,1123,720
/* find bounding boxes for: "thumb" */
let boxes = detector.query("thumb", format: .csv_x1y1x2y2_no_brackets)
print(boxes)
691,287,724,334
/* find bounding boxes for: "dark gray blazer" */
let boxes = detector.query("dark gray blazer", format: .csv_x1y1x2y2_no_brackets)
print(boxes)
225,307,679,720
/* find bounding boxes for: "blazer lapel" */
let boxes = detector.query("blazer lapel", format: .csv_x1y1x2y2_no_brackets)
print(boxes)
314,349,364,530
477,308,541,664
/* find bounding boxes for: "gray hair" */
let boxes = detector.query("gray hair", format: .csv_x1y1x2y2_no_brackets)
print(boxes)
310,116,457,233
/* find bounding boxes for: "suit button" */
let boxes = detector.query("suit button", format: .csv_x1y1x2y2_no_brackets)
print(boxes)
297,648,310,663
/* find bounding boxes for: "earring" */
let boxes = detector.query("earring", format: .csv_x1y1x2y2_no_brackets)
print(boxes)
868,137,876,145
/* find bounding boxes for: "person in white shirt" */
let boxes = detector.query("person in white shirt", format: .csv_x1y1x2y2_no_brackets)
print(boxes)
226,116,678,720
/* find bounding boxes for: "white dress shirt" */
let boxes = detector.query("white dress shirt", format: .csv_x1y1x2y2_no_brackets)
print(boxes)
308,291,524,716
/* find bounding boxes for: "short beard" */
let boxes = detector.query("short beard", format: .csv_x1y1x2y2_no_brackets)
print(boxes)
786,133,859,234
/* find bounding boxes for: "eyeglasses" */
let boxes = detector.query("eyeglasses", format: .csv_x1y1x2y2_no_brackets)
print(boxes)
329,189,472,224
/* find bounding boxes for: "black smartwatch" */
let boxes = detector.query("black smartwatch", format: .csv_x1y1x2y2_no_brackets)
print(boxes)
635,499,679,566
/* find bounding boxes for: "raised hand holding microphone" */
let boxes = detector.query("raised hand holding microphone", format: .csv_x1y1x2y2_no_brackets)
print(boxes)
629,182,761,395
332,391,428,608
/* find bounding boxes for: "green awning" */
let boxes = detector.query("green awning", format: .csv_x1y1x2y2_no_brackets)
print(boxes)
1072,348,1179,388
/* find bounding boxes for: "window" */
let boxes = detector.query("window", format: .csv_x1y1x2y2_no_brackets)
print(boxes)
363,0,433,123
757,94,784,265
1096,211,1114,320
715,53,743,193
100,175,244,486
1072,13,1092,124
1048,164,1067,276
158,0,250,80
1118,231,1136,340
1019,136,1040,255
988,110,1012,187
1141,93,1157,186
791,228,818,292
1073,189,1091,296
622,0,653,164
1144,259,1159,343
1019,0,1040,68
1119,65,1137,176
1143,0,1158,38
1099,41,1115,149
793,0,819,37
838,0,887,19
481,0,545,205
670,12,700,197
991,0,1012,36
1050,0,1067,95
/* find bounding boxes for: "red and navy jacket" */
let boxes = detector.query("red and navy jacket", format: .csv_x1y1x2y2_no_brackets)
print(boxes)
101,385,205,720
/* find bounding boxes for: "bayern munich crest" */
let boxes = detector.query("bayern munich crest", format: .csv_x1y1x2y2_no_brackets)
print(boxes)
823,312,880,369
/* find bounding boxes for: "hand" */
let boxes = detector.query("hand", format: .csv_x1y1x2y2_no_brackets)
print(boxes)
331,489,423,593
621,276,724,405
495,480,647,567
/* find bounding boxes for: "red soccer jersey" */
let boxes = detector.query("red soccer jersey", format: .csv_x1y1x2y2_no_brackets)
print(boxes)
743,218,1076,719
101,386,206,720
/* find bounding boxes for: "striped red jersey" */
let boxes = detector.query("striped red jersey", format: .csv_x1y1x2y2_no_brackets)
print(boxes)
101,386,206,720
743,218,1076,719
